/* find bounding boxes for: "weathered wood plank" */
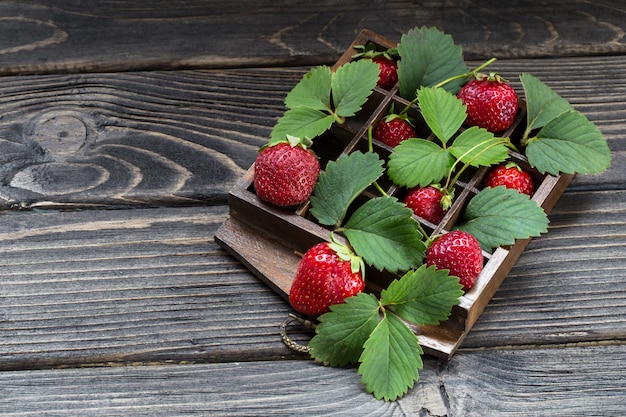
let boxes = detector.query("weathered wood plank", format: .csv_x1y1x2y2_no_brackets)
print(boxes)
2,1,626,75
0,205,305,370
438,345,626,417
0,192,624,370
0,360,415,416
0,345,624,416
0,69,303,209
0,55,624,209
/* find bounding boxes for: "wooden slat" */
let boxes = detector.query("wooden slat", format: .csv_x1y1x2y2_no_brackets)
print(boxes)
0,69,302,209
0,205,306,371
0,191,624,370
0,55,624,210
439,345,626,416
0,345,624,416
2,1,626,75
0,360,418,416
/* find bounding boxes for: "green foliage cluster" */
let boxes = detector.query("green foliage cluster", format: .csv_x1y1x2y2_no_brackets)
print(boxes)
266,26,611,401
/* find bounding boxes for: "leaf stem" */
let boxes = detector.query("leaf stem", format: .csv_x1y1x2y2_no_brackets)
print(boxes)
413,219,431,240
367,126,390,197
332,111,345,125
397,58,497,118
433,57,497,89
444,135,510,190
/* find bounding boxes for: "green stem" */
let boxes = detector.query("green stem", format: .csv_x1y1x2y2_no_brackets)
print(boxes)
433,57,498,89
332,111,345,125
367,125,389,198
373,181,389,197
397,57,497,117
413,220,430,240
521,126,533,147
444,136,511,190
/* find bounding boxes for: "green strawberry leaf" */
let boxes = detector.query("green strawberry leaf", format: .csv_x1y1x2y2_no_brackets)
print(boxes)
310,151,385,226
309,292,380,367
381,265,463,326
358,312,422,401
397,26,469,100
270,62,379,143
457,186,549,251
332,59,380,118
418,86,467,145
284,65,332,112
387,139,454,187
449,127,510,167
520,72,574,132
269,107,334,144
526,110,612,175
343,197,426,273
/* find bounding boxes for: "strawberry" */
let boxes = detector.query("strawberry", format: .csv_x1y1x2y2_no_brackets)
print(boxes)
289,241,365,316
253,137,320,207
374,114,416,148
372,56,398,90
483,162,535,196
457,72,519,132
403,185,452,225
425,230,483,290
352,44,399,90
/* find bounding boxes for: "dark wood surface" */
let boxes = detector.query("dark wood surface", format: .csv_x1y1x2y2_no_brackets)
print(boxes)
0,1,625,415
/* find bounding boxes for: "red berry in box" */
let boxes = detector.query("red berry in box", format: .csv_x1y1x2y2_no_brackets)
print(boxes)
372,56,398,90
457,72,519,132
374,115,416,148
289,241,365,316
483,163,535,196
404,185,452,225
426,230,483,290
253,138,320,207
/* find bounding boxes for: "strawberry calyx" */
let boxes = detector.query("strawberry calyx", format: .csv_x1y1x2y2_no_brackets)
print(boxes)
383,102,414,125
504,160,523,171
286,134,314,149
431,183,455,211
328,234,365,278
259,134,315,153
384,111,413,126
470,71,508,84
352,43,399,61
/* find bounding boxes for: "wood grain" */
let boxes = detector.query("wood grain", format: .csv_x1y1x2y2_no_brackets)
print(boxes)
439,345,626,416
0,69,302,209
0,54,624,210
0,205,306,371
0,345,623,416
0,360,418,416
0,190,623,370
1,1,626,75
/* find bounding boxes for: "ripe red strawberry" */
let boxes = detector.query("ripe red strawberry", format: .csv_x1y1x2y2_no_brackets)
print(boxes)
372,56,398,90
254,138,320,207
404,185,452,225
426,230,483,290
289,241,365,316
374,115,416,148
457,72,519,132
483,163,535,196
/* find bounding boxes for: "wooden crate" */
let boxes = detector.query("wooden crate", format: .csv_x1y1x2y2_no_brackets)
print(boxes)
215,29,574,359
